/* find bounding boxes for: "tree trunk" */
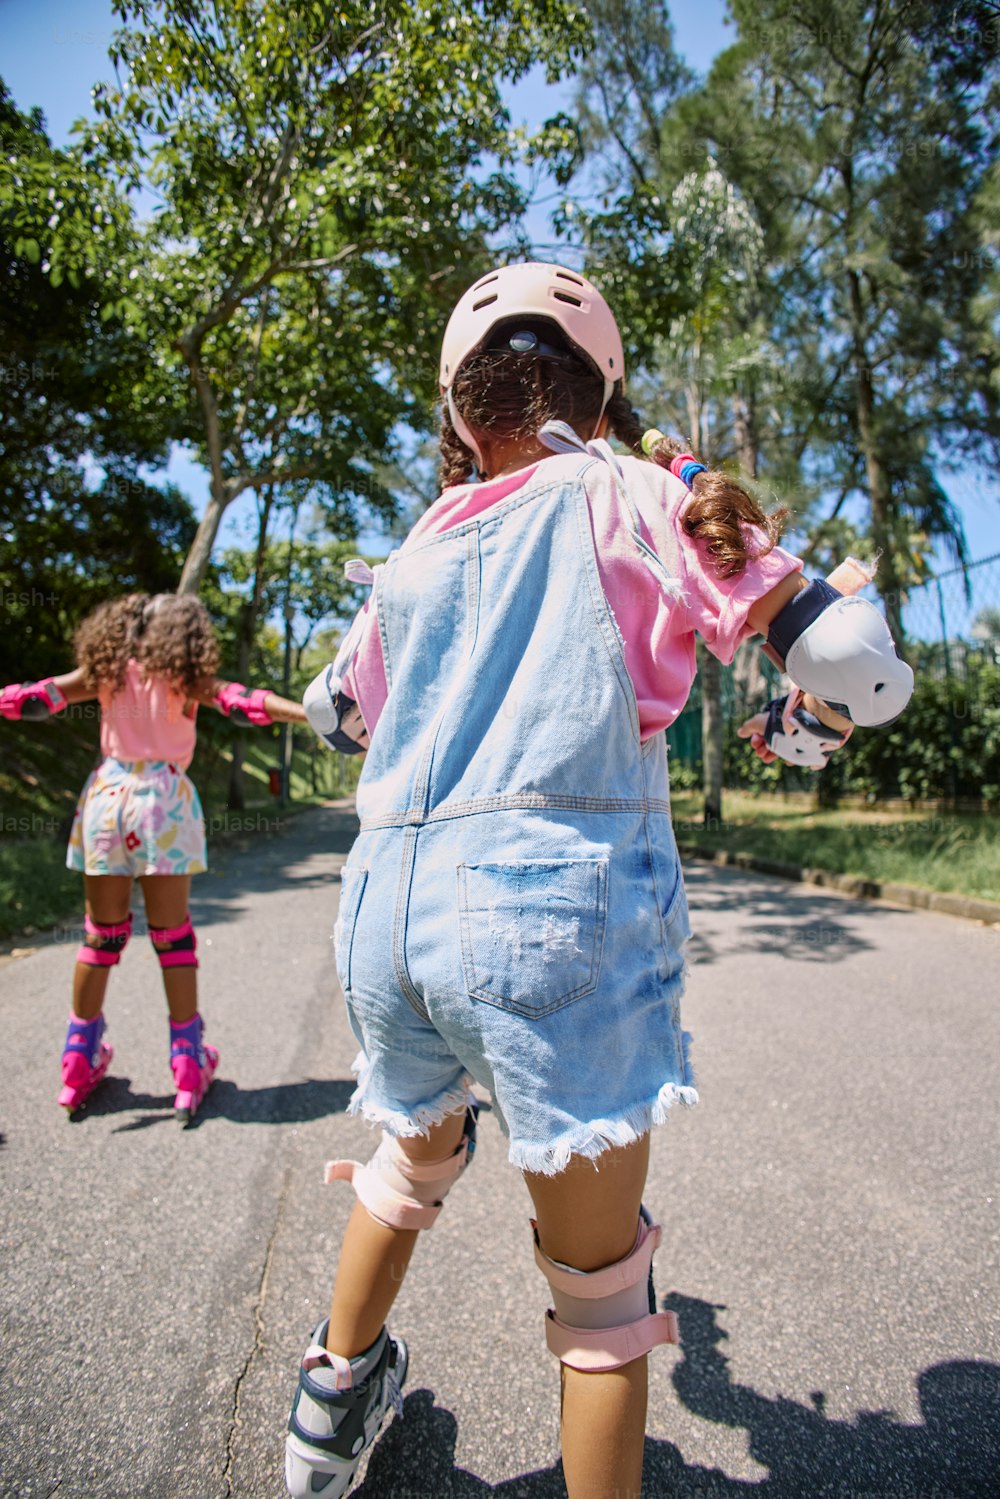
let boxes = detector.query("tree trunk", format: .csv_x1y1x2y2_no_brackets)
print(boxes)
683,370,726,826
226,629,252,812
847,268,904,643
731,390,757,480
279,503,300,808
700,645,724,829
226,487,274,810
178,490,230,595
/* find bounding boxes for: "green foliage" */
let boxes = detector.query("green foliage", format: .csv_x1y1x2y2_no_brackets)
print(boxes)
714,653,1000,805
59,0,591,587
826,653,1000,805
0,84,198,680
0,84,135,294
704,0,999,603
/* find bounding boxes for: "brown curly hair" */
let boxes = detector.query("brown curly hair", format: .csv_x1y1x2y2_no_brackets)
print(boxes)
74,594,220,696
441,333,785,579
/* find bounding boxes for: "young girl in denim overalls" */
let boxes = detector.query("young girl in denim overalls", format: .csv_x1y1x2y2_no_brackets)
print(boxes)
1,592,306,1122
286,264,858,1499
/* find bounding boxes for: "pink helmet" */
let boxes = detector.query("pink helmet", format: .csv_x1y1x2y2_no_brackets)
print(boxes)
439,262,624,468
439,261,624,393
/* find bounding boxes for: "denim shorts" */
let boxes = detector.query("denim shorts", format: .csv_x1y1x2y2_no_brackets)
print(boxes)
335,808,696,1177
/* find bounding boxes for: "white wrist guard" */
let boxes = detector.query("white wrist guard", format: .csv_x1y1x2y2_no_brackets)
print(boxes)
766,580,913,727
762,695,849,769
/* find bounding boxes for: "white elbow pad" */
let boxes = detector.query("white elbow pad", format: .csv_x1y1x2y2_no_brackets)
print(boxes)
768,581,913,728
302,666,367,755
303,665,343,740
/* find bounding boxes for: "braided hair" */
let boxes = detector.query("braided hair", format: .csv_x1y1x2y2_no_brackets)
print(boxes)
439,339,784,577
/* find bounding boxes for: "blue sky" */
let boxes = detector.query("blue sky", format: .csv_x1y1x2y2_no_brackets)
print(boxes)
2,0,996,614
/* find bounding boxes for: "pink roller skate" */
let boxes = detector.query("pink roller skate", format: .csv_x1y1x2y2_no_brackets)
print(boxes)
169,1012,219,1126
59,1013,113,1116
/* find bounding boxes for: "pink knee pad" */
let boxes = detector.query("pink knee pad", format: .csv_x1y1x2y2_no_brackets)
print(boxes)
325,1108,477,1230
532,1210,679,1371
149,915,198,969
76,912,133,968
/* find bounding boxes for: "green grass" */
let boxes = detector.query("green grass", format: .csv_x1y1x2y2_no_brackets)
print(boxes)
670,790,1000,903
0,835,81,943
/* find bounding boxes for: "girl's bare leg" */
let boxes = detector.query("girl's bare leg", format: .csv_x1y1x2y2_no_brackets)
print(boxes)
139,874,196,1022
325,1109,470,1358
524,1135,651,1499
72,874,133,1019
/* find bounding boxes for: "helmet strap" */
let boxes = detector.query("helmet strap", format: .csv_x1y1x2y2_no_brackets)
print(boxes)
446,388,485,473
592,377,614,438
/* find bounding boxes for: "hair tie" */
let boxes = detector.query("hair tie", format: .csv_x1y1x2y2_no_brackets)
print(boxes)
669,454,707,488
641,428,666,456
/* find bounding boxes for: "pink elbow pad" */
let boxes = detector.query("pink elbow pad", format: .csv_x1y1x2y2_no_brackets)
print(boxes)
1,678,68,721
215,682,273,726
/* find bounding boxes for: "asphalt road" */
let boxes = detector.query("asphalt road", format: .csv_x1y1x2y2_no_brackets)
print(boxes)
1,804,997,1499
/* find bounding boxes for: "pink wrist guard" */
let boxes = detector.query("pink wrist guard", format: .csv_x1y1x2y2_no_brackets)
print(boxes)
215,682,273,726
1,678,68,721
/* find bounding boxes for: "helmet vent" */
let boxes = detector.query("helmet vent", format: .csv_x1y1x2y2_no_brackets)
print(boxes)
473,273,499,290
556,271,584,285
553,290,583,306
472,294,499,310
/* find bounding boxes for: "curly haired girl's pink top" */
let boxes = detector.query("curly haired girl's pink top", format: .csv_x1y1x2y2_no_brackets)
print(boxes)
340,452,802,742
98,659,198,768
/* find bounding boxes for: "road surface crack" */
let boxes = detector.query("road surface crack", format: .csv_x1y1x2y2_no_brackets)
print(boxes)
222,1165,290,1496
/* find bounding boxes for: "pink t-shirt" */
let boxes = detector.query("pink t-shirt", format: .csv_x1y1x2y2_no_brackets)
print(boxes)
340,452,802,742
99,659,198,769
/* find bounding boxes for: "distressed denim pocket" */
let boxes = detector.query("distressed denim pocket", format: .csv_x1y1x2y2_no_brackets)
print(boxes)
334,864,368,998
660,860,691,981
457,859,608,1018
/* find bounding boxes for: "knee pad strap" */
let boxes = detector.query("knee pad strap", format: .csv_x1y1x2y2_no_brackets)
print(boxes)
76,912,133,967
149,915,198,968
325,1107,477,1230
533,1211,679,1371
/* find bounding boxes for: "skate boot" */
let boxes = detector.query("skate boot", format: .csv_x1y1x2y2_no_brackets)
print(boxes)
285,1320,407,1498
58,1013,112,1115
169,1013,218,1126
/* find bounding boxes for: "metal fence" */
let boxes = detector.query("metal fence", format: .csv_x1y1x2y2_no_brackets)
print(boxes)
667,552,1000,772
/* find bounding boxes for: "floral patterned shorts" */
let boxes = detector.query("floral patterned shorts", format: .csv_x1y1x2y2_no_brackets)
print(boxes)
67,758,207,878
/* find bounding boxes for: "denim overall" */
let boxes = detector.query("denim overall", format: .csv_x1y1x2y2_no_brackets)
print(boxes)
337,433,696,1175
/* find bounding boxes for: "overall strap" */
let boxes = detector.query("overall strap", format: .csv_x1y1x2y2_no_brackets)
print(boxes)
538,421,682,599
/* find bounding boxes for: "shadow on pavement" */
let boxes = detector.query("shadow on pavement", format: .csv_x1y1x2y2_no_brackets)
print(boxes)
355,1296,1000,1497
681,863,895,968
66,1074,357,1130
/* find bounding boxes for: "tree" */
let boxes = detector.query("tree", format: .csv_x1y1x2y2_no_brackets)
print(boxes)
693,0,1000,638
217,503,372,805
34,0,589,593
0,84,194,680
569,6,780,822
635,162,771,825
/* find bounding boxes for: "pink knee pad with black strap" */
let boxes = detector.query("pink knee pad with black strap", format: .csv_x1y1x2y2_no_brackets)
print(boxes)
533,1208,679,1371
76,912,133,967
325,1107,477,1230
149,914,198,969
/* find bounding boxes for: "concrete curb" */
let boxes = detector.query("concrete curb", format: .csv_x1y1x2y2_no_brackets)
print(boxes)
676,841,1000,927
